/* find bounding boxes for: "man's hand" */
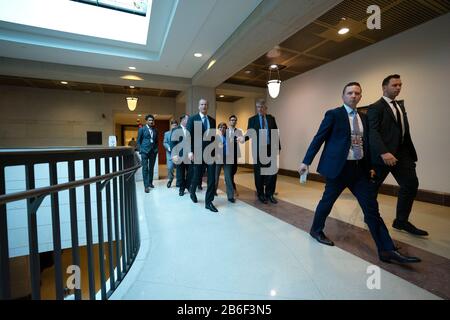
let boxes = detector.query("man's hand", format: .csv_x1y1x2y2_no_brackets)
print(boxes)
298,163,308,175
172,155,179,163
237,136,245,143
188,152,194,161
381,153,398,166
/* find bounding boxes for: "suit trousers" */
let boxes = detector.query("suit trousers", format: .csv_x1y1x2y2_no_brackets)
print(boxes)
253,144,277,197
190,162,216,204
166,153,175,181
141,152,157,188
176,162,192,192
371,145,419,222
231,162,238,190
311,160,395,253
215,164,234,200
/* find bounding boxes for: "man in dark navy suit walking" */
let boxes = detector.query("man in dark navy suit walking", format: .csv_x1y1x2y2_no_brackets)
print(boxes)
137,114,159,193
298,82,420,263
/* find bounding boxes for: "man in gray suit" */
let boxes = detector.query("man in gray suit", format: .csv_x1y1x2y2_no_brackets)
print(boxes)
137,114,159,193
163,119,178,188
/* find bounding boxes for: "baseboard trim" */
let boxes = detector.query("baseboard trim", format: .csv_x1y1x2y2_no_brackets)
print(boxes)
239,165,450,207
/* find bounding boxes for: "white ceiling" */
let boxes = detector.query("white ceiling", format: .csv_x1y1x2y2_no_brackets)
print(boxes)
0,0,263,78
0,0,341,91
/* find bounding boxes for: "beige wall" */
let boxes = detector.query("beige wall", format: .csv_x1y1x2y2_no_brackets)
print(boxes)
0,85,176,147
269,13,450,193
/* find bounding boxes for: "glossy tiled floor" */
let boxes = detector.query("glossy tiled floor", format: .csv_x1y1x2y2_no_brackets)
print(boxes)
110,168,447,300
234,170,450,259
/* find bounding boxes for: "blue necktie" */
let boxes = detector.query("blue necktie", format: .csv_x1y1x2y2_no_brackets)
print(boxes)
202,116,208,131
222,135,227,159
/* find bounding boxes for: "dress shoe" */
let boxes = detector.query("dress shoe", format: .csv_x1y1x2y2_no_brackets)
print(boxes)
258,195,268,204
179,189,185,196
198,185,203,191
393,219,429,236
310,231,334,246
228,198,235,203
149,184,155,188
379,250,421,263
214,191,218,196
206,203,218,212
190,192,198,203
144,187,150,193
267,195,278,204
167,179,173,188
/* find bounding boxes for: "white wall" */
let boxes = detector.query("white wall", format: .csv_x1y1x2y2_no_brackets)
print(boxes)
269,13,450,193
0,85,176,147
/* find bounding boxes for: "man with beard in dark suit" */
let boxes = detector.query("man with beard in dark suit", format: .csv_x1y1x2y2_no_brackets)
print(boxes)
367,74,428,236
137,114,158,193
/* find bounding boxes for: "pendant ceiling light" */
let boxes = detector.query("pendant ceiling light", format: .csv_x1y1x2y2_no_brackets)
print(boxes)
267,65,281,99
126,97,138,111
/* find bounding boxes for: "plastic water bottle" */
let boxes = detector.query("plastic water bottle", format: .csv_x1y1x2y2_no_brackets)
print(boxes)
300,170,308,184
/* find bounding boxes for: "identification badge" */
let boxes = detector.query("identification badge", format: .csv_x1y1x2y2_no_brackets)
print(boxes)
351,133,363,147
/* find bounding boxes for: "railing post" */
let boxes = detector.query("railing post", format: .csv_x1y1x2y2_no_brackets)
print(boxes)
112,157,122,281
25,164,41,300
49,162,64,300
104,158,115,292
95,158,107,300
119,156,127,272
83,160,96,300
68,161,81,300
0,165,11,300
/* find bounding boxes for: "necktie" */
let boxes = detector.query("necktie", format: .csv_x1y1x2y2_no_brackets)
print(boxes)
261,115,265,129
391,100,403,136
222,135,227,160
202,116,207,131
352,110,363,160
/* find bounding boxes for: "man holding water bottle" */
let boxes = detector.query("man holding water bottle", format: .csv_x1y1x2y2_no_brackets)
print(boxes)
298,82,420,263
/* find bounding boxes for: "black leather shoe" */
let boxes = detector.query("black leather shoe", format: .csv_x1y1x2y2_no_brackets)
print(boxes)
144,187,150,193
167,179,172,188
310,231,334,246
198,185,203,191
393,220,429,236
206,203,218,212
214,192,218,196
379,250,421,263
149,184,155,188
258,195,268,204
190,192,198,203
228,198,235,203
267,195,278,204
179,189,185,196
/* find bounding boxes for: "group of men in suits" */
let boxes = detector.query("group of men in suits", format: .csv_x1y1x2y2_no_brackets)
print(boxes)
137,97,281,213
298,74,426,264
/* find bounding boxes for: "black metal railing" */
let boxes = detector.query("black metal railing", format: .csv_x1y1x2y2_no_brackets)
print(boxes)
0,147,141,300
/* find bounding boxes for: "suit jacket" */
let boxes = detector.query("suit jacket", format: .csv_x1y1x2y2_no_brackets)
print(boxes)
186,113,216,154
226,128,243,162
169,125,190,158
367,98,417,166
163,130,172,159
136,125,158,155
246,114,281,152
303,106,371,179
